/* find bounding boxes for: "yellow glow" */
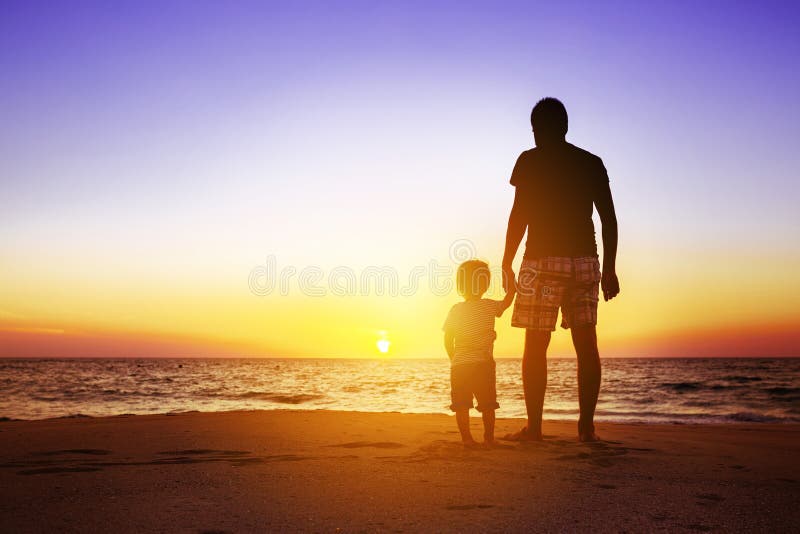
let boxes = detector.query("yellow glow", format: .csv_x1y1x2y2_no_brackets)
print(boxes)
1,238,799,358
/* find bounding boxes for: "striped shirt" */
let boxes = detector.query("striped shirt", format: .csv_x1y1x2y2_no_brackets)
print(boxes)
442,298,505,367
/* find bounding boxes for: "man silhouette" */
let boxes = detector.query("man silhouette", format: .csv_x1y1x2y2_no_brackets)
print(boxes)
502,97,619,442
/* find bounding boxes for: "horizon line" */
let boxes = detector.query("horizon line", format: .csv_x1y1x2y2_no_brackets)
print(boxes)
1,355,798,360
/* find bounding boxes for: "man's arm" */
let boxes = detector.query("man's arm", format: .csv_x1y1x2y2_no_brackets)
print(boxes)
496,283,516,317
502,188,527,292
443,329,455,361
594,180,620,301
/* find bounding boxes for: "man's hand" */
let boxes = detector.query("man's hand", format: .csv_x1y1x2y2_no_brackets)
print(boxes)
502,264,516,294
601,269,620,301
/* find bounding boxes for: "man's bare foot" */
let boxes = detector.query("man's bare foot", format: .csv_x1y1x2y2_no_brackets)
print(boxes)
501,426,543,442
462,439,480,449
578,431,601,443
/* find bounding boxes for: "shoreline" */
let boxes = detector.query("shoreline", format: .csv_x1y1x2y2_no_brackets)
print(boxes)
1,409,798,532
2,407,797,425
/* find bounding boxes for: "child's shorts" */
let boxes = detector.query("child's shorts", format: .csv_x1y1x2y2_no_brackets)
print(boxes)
450,360,499,412
511,256,601,331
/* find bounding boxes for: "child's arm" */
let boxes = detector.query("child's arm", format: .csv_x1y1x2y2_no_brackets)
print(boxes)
443,328,455,361
496,282,517,317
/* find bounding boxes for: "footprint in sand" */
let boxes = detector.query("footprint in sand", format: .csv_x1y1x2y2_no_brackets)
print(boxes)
4,448,304,475
596,484,617,489
157,449,249,456
18,466,103,475
445,504,495,510
35,449,112,456
695,493,724,502
328,441,405,449
152,451,310,466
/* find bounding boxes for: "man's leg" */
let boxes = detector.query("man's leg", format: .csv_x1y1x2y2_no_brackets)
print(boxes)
522,329,551,439
571,324,601,441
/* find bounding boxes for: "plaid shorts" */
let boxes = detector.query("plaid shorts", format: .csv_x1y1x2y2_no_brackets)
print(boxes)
511,256,601,331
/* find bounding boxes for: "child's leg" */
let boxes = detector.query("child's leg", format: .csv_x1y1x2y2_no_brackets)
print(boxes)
451,365,476,445
482,409,496,443
455,409,475,444
474,360,499,444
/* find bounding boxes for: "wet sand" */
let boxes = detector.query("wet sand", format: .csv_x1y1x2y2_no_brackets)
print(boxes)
0,410,798,532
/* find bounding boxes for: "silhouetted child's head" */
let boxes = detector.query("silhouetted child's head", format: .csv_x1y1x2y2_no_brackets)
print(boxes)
457,260,491,300
531,97,568,145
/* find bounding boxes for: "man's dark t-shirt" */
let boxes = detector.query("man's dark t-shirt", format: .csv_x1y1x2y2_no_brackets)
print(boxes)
510,142,609,258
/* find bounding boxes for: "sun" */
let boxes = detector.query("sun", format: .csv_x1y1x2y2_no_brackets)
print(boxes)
376,331,390,354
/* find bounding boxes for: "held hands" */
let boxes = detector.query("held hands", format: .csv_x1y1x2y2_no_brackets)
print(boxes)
601,269,620,301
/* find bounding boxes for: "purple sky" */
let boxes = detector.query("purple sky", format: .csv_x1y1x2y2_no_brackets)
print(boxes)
1,1,799,357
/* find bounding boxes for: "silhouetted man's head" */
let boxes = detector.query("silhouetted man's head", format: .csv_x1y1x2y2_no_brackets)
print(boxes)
531,97,568,146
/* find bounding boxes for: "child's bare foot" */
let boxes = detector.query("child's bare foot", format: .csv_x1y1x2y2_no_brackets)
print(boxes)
501,426,543,442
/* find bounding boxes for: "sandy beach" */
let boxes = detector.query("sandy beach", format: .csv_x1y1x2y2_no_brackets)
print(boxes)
0,410,798,533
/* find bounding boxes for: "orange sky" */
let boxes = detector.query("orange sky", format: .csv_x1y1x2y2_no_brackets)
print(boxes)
2,243,799,358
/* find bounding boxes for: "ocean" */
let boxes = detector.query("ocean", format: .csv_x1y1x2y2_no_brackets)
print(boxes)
1,357,798,423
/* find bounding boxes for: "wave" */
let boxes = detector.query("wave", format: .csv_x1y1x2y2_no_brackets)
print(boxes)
660,381,702,392
682,400,716,408
710,384,737,390
595,409,699,418
727,412,785,423
765,387,800,396
592,410,799,424
233,392,325,404
722,375,763,383
50,389,330,405
765,387,800,404
659,381,767,393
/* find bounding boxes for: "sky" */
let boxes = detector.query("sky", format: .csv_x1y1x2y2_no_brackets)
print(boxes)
1,0,799,358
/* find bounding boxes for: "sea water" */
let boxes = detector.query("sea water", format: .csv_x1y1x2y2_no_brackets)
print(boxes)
1,357,798,423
